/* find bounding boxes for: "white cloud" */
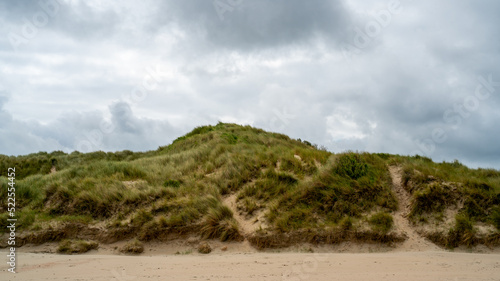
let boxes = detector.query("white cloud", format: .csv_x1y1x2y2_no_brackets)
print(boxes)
326,112,368,141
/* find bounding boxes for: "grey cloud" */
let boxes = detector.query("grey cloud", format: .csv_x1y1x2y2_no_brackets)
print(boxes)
0,0,499,169
157,0,352,51
1,0,121,43
110,102,144,135
0,99,181,155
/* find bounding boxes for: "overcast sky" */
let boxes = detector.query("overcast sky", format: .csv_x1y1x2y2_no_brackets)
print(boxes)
0,0,499,169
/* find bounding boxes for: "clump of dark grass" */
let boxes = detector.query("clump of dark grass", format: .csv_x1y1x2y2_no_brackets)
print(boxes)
164,179,182,188
410,182,452,218
338,216,353,231
368,212,393,233
57,239,98,254
275,208,314,232
120,239,144,254
200,204,241,241
240,197,259,215
446,214,476,248
491,207,500,231
131,209,154,227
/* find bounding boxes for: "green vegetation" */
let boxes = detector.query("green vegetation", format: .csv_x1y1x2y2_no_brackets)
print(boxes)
447,214,477,247
200,204,241,241
120,239,144,254
335,153,368,180
369,212,394,234
394,156,500,225
57,239,98,254
390,155,500,247
0,123,499,250
264,152,397,233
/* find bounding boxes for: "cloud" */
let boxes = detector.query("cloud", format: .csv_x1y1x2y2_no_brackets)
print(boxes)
156,0,352,51
0,0,121,43
0,99,181,155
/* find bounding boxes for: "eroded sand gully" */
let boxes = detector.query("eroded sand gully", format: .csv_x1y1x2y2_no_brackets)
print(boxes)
389,166,441,251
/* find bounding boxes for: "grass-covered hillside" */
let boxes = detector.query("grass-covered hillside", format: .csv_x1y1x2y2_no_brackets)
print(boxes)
0,123,499,250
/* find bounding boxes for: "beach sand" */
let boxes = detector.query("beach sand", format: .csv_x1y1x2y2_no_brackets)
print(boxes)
1,243,500,281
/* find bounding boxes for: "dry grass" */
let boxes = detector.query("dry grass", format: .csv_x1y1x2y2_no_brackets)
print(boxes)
119,239,144,254
200,205,242,241
0,123,498,249
57,239,98,254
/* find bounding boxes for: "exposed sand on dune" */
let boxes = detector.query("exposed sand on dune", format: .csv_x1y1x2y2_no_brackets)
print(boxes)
222,194,256,236
1,249,499,281
389,166,442,252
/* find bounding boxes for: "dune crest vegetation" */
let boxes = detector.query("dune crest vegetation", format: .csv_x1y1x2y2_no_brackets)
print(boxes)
0,123,499,249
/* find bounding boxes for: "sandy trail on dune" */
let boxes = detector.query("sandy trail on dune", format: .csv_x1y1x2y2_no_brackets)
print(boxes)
389,166,441,252
223,193,255,236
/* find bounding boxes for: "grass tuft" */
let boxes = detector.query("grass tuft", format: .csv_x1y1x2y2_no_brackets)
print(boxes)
447,214,476,248
120,239,144,254
368,212,394,233
57,239,98,254
200,204,241,241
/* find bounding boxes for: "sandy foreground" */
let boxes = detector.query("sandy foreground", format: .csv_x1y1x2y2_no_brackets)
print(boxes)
1,246,500,281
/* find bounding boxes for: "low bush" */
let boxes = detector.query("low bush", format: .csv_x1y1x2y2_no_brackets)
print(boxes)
335,152,368,180
57,239,98,254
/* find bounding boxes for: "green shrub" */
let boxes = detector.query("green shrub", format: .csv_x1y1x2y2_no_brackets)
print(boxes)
335,153,368,180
